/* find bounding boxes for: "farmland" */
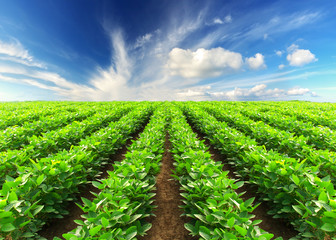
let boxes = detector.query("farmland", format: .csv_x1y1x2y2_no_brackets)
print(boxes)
0,101,336,240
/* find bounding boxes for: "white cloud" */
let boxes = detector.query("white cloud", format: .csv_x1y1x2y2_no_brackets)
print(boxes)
134,33,153,49
208,84,314,100
287,44,299,53
276,50,283,56
87,30,134,100
287,48,317,67
278,64,285,70
213,18,224,24
311,91,318,97
177,89,204,97
224,15,232,23
0,39,44,68
245,53,266,70
167,47,243,78
287,87,310,95
213,15,232,25
0,39,32,60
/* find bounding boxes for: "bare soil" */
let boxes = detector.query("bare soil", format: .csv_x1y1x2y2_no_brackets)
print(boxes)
187,121,298,240
39,125,147,240
140,134,196,240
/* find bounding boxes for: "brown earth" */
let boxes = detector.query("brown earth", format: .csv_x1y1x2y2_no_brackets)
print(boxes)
187,120,298,240
140,134,196,240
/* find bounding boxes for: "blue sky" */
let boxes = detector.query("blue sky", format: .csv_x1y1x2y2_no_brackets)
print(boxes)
0,0,336,101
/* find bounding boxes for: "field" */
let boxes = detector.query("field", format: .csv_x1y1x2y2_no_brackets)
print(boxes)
0,101,336,240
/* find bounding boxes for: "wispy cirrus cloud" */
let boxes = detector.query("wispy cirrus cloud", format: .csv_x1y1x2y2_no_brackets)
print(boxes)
0,39,45,68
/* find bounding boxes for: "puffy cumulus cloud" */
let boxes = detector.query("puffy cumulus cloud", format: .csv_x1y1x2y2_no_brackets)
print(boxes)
286,44,317,67
287,49,317,67
287,87,310,95
276,50,283,57
278,64,285,70
311,91,318,97
245,53,266,70
168,47,243,78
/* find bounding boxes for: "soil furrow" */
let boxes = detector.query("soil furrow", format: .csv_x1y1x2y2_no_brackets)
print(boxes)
39,122,148,240
141,133,194,240
187,119,298,240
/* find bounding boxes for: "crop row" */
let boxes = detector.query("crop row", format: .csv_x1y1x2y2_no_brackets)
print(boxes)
58,104,168,239
202,102,336,184
237,101,336,131
169,105,278,240
0,103,154,239
180,102,336,239
0,103,134,186
0,102,86,130
0,106,98,152
230,103,336,152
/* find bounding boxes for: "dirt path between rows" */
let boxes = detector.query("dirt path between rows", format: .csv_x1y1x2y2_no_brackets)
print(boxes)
140,134,195,240
186,119,298,240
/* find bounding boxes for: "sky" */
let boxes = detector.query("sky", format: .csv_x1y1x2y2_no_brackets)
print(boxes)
0,0,336,102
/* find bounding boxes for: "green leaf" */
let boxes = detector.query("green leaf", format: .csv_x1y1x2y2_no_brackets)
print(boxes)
36,174,45,185
89,225,102,236
33,205,44,216
206,214,215,223
19,220,31,228
234,225,247,237
138,223,151,236
0,211,12,218
101,217,109,228
185,223,196,235
244,197,255,207
291,174,300,185
1,223,16,232
8,191,18,202
235,181,244,188
122,214,131,223
74,220,84,225
227,217,235,228
252,220,262,225
321,223,336,232
81,197,92,207
0,199,6,208
21,232,35,237
260,233,274,239
92,181,102,189
224,232,237,239
318,191,328,202
62,233,79,240
292,205,304,216
125,226,137,240
199,226,211,240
